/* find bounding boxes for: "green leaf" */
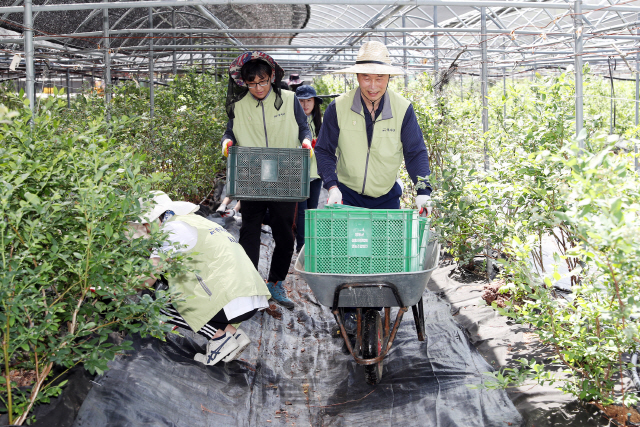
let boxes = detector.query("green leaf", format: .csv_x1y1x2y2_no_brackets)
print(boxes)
24,192,41,206
105,223,113,238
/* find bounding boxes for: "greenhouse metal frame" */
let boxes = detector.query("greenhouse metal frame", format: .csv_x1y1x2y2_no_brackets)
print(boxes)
0,0,639,141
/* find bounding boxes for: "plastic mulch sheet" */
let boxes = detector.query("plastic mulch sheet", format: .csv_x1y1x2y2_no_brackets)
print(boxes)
72,214,523,427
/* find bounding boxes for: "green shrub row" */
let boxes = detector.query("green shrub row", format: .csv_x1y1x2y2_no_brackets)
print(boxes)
0,91,192,424
411,68,640,409
67,71,228,203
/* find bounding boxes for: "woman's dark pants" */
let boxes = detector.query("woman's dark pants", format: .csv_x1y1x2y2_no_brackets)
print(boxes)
239,200,296,283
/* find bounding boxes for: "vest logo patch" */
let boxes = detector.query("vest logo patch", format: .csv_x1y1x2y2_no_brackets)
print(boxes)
381,128,396,132
273,112,286,119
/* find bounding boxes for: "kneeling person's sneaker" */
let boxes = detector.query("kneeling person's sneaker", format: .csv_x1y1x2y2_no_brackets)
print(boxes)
194,333,238,366
223,329,251,362
266,280,294,310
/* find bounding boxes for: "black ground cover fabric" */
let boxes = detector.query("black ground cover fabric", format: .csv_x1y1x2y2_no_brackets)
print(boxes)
428,258,623,427
8,210,621,426
71,213,523,427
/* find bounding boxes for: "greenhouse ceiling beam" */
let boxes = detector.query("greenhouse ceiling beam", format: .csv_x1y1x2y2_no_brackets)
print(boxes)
312,4,406,65
1,0,638,14
192,4,243,46
1,0,22,21
19,24,640,43
306,7,365,32
99,44,640,55
29,27,587,39
9,42,637,63
121,11,212,51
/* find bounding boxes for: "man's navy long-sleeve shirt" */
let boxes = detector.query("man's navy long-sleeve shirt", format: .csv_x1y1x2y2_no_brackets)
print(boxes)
315,91,432,196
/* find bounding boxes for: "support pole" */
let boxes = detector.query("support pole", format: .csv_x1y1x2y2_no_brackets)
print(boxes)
66,67,70,107
189,28,193,66
610,61,614,135
460,73,463,101
503,53,506,124
201,33,205,82
149,7,154,120
481,6,492,281
24,0,35,113
103,0,111,122
481,7,489,163
433,6,438,77
574,0,584,146
172,8,177,75
634,29,640,172
402,13,407,88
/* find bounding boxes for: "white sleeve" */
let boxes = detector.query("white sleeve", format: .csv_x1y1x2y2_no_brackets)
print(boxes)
153,221,198,256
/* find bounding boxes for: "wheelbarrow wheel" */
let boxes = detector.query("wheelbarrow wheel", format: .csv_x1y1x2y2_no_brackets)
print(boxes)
362,309,383,385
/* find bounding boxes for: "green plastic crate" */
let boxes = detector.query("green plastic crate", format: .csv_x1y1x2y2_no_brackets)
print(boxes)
304,207,423,274
226,146,311,201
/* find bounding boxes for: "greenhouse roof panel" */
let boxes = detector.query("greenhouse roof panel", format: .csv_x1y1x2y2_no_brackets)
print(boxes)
0,0,638,79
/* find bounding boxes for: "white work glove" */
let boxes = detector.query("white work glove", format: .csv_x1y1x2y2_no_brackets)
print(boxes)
301,138,314,157
216,203,227,214
327,186,342,205
396,178,404,192
415,194,432,216
221,139,233,157
222,209,238,218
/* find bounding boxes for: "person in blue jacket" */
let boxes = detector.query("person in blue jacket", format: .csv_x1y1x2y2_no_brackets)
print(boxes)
315,41,432,214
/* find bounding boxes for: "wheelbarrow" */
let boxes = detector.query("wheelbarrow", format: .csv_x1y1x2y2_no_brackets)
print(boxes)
294,238,440,385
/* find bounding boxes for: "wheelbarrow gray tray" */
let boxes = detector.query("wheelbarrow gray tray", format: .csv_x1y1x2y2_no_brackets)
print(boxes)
294,239,440,307
72,218,523,427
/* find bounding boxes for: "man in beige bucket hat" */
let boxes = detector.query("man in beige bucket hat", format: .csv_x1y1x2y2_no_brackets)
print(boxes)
315,41,432,212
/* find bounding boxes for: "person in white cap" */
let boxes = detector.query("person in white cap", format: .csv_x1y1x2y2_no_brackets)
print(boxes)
132,191,271,366
315,41,432,213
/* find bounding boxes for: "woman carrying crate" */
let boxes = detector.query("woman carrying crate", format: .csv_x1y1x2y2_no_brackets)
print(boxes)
220,51,313,310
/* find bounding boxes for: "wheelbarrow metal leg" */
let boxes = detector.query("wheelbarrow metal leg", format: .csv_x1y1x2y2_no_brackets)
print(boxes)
384,307,390,340
412,297,426,341
355,307,363,355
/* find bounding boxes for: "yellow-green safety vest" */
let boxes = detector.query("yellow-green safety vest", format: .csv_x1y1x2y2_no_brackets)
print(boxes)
165,213,270,333
334,88,410,198
308,115,319,179
232,89,300,148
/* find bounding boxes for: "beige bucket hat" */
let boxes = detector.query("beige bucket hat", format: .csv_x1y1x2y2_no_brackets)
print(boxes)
333,41,404,76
